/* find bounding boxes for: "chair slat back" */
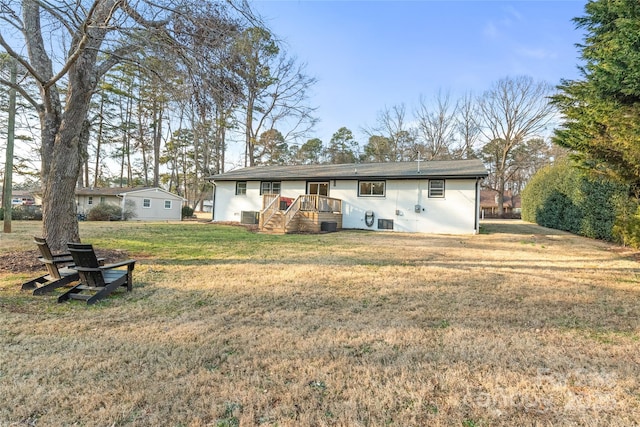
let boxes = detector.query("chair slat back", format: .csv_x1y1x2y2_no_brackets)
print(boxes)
67,243,106,287
34,236,60,278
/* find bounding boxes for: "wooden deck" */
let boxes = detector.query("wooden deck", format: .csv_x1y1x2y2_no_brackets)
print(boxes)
259,194,342,234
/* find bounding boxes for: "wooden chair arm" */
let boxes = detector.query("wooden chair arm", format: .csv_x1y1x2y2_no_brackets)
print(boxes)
39,256,74,265
74,260,134,273
51,252,72,258
100,260,136,270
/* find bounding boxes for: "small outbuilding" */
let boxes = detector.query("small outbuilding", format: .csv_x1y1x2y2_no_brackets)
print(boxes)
76,187,184,221
208,160,487,234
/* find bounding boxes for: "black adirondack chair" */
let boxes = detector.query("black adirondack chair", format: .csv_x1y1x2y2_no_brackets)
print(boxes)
21,237,79,295
58,243,135,305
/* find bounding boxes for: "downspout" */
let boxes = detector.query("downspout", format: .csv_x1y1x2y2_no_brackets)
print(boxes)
474,178,480,233
211,180,216,222
119,194,126,221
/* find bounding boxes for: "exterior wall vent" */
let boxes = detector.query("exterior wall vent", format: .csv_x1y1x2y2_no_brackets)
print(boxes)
377,219,394,230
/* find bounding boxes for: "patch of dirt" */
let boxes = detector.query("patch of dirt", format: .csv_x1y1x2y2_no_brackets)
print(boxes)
0,250,42,273
0,249,130,273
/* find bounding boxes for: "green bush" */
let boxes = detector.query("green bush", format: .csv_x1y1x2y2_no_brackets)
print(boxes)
87,202,122,221
0,205,43,220
122,199,137,221
522,158,629,242
181,205,194,219
612,196,640,247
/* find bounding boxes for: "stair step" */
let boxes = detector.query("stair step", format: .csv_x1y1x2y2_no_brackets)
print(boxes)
69,293,92,301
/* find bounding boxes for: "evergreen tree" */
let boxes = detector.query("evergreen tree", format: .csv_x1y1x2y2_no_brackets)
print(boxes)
553,0,640,195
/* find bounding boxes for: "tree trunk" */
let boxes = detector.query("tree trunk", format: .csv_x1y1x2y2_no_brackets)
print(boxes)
31,0,114,251
153,103,163,187
41,101,91,251
94,95,105,187
245,95,255,167
496,173,505,217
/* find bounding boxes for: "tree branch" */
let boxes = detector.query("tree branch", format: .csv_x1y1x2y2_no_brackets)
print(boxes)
0,76,42,111
0,33,46,84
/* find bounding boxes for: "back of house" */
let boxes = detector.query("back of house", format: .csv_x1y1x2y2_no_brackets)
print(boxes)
209,160,488,234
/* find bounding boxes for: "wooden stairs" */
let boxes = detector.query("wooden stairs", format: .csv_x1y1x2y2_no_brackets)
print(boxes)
259,194,342,234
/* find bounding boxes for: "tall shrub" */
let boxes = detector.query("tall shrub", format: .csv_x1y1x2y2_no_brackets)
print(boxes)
522,159,628,241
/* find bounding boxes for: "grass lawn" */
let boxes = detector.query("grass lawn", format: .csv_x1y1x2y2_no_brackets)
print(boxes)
1,220,639,426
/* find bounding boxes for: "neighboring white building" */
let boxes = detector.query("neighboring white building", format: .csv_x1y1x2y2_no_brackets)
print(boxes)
76,187,185,221
209,160,488,234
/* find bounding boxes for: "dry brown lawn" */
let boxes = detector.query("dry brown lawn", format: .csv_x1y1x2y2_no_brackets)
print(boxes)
0,220,639,426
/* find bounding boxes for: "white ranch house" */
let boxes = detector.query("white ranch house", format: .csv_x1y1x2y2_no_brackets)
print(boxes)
209,160,488,234
76,187,184,221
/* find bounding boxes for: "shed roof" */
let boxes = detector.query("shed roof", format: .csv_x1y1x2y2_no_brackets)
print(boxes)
75,186,184,200
209,160,488,182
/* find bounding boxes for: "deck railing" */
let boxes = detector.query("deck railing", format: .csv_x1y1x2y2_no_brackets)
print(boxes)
283,197,302,230
261,194,280,227
262,194,342,232
299,195,342,213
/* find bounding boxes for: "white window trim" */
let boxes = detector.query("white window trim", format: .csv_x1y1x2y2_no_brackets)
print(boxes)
428,179,445,198
358,180,386,197
164,200,172,209
236,181,247,196
260,181,281,195
87,196,93,205
143,198,152,208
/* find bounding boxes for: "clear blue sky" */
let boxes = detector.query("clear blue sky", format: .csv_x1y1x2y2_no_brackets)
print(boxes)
252,0,587,147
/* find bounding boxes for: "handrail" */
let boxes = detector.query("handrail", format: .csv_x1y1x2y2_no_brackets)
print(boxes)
283,196,302,230
261,194,280,227
299,195,342,213
283,195,342,231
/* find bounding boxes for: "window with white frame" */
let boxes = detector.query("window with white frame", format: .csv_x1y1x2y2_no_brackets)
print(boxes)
164,200,172,209
100,196,106,203
260,181,281,195
88,196,93,205
143,198,151,208
358,181,385,197
236,181,247,195
428,179,445,198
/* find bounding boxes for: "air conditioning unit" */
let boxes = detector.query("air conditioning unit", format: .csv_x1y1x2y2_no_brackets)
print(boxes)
240,211,259,225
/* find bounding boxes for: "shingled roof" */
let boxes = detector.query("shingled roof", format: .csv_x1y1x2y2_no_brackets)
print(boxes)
209,159,488,182
75,187,184,199
75,186,154,196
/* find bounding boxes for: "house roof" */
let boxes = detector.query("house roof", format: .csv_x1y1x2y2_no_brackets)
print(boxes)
209,160,488,182
75,186,184,200
76,186,152,196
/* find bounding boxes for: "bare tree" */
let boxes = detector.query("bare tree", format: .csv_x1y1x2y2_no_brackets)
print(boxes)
454,91,480,159
0,0,253,250
476,76,555,215
232,27,317,167
363,104,416,162
414,90,458,160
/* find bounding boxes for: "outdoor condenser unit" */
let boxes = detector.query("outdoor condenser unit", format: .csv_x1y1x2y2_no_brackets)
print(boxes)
240,211,259,225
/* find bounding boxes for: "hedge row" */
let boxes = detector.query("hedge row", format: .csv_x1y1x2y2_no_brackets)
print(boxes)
0,205,43,221
522,158,640,246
